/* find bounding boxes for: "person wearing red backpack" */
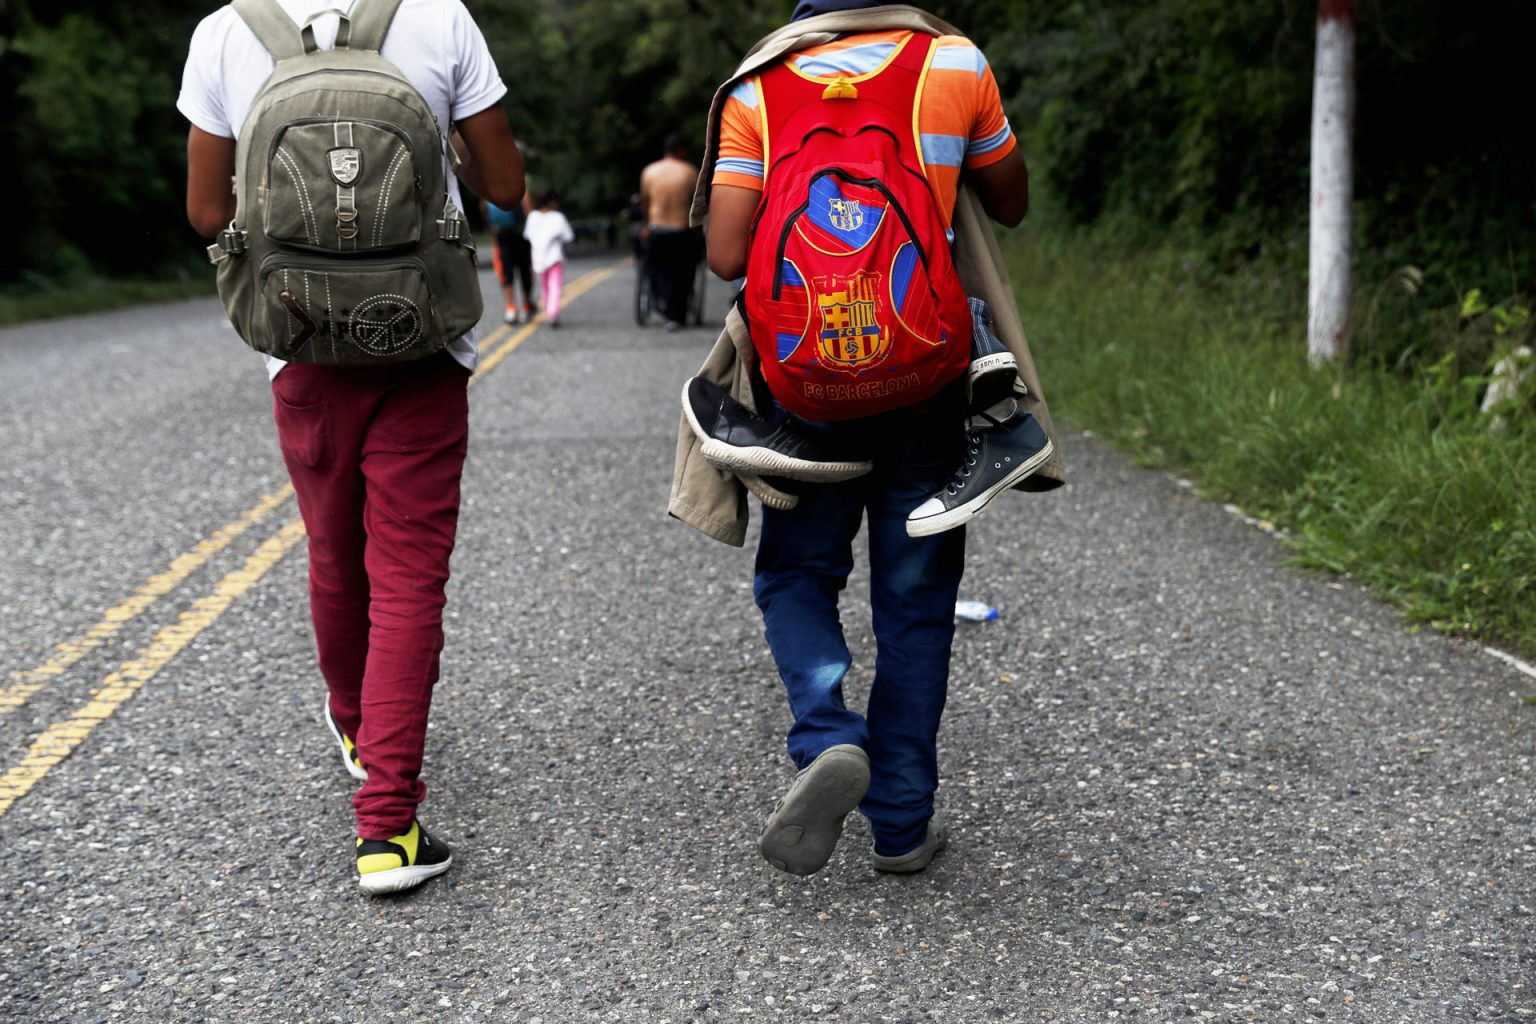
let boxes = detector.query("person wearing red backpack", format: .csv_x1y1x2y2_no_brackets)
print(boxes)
678,1,1056,877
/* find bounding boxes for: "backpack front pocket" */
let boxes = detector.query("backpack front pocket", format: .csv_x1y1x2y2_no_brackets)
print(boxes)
265,119,421,253
258,257,441,364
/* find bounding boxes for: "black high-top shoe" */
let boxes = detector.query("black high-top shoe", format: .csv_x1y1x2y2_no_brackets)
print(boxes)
682,377,872,483
906,398,1053,537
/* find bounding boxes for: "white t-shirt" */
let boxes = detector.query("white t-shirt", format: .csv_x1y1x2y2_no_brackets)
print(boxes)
523,210,574,274
178,0,508,377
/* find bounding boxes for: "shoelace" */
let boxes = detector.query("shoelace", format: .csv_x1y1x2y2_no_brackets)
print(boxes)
946,401,1018,496
947,432,984,495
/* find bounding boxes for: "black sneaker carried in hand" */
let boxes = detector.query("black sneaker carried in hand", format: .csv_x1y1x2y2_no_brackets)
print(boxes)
906,398,1053,537
967,297,1021,410
356,820,452,895
682,376,872,483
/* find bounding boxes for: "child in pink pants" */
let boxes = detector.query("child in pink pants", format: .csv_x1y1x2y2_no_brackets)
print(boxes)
523,190,575,326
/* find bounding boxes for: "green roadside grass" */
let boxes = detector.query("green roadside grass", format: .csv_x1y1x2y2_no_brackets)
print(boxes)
0,276,215,327
1008,233,1536,660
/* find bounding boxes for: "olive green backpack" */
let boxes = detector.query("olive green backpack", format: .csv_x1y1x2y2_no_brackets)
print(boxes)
206,0,482,364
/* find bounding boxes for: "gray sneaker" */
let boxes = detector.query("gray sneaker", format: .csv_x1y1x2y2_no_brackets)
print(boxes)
759,744,870,876
870,815,950,873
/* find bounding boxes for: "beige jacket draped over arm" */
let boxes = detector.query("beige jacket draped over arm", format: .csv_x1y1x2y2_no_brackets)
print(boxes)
668,4,1065,547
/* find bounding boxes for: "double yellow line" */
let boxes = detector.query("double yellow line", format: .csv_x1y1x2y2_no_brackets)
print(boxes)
0,260,625,817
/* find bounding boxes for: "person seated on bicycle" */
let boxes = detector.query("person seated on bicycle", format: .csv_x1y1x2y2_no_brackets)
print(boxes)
639,131,702,331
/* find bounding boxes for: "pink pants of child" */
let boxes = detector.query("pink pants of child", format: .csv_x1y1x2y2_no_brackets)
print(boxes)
270,352,469,839
538,261,564,321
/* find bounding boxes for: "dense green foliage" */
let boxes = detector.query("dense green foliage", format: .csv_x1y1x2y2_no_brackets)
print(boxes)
987,0,1536,370
1010,230,1536,656
1,0,1530,365
0,0,207,281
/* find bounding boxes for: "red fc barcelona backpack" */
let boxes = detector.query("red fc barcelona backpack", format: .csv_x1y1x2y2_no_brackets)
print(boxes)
741,33,972,421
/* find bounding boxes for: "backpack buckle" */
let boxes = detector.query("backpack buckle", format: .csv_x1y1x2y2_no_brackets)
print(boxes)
206,227,248,264
437,202,470,245
822,77,858,100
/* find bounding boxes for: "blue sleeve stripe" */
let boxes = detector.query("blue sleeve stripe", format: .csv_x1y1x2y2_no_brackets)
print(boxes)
968,121,1014,157
715,158,764,178
793,42,897,78
931,45,986,79
919,133,967,168
728,79,759,110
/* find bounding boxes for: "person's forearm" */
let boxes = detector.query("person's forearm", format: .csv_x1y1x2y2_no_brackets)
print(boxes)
450,128,524,209
451,133,490,198
186,127,239,238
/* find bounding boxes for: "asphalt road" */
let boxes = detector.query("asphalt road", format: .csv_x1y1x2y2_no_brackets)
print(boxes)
0,252,1531,1023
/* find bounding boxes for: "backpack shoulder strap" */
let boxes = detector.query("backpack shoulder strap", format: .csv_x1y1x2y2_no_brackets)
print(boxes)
346,0,405,52
231,0,305,61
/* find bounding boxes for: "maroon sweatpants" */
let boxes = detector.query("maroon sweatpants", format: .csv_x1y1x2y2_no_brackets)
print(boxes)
271,352,469,839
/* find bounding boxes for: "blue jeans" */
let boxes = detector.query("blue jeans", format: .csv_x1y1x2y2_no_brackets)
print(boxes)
753,388,967,857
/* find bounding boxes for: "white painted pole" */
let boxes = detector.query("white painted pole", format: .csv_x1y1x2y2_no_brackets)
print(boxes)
1308,0,1356,367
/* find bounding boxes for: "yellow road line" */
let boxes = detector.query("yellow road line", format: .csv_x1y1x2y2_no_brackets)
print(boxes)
472,319,539,382
0,257,628,819
0,518,308,816
0,484,294,721
473,260,625,379
0,263,612,724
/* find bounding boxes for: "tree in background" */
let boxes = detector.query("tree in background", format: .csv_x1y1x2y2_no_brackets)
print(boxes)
475,0,781,220
1,0,209,282
0,0,1530,376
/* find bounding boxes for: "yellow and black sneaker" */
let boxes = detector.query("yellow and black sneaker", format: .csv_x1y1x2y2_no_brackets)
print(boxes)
322,701,367,782
356,820,452,895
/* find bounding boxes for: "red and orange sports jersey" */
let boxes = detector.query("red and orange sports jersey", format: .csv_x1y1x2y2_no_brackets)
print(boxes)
713,30,1017,227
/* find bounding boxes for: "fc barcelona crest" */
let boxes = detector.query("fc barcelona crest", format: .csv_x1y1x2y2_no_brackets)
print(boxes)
816,271,889,371
328,147,363,186
828,197,863,232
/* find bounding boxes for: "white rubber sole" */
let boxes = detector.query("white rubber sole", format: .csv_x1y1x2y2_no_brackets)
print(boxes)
967,351,1017,381
357,856,452,895
968,353,1020,406
322,702,368,782
906,438,1054,538
681,380,871,483
738,472,800,511
699,438,872,482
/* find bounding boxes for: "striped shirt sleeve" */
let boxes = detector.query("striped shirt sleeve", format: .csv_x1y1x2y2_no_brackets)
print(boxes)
914,37,1017,172
963,51,1016,170
713,77,766,191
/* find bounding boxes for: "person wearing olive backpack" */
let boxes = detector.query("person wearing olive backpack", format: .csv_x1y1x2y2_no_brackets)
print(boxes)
179,0,523,895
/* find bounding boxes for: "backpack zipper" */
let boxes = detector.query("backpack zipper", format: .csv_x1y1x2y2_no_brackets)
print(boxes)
257,253,439,351
771,168,931,301
263,115,418,184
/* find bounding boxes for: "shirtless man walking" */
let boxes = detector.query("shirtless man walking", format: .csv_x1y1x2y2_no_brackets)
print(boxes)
639,132,702,330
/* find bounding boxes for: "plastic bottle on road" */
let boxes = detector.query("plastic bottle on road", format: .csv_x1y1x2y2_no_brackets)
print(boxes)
954,600,998,622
